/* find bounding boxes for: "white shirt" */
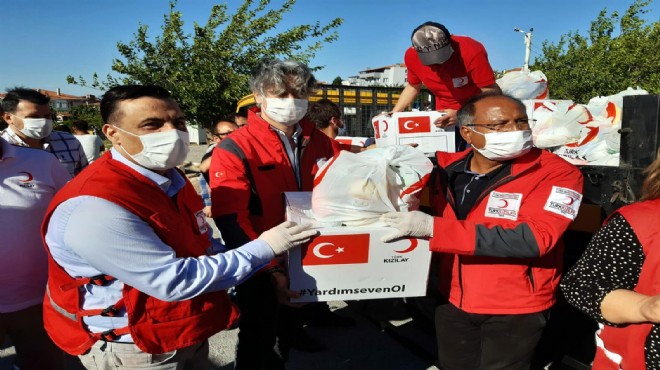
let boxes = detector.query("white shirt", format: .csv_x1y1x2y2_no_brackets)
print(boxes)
0,137,71,312
45,148,274,341
74,134,104,163
1,128,89,177
271,124,303,188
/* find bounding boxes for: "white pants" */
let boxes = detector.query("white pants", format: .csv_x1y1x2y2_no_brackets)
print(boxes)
78,339,209,370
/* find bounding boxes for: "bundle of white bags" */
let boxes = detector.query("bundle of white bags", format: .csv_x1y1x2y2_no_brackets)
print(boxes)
497,69,648,166
497,70,549,100
527,87,648,166
311,146,433,226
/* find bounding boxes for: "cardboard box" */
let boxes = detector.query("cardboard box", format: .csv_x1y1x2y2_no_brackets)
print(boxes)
335,136,369,147
372,111,455,156
285,192,432,303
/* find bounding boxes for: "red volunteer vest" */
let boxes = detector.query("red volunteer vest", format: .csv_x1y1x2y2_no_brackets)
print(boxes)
41,153,239,355
594,199,660,369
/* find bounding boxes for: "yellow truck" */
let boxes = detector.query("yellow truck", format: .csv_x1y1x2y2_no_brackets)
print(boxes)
235,84,435,138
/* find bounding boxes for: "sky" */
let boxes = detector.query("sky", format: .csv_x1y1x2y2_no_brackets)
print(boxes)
0,0,658,97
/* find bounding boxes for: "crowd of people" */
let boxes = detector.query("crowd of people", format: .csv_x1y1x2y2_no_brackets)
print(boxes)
0,20,657,370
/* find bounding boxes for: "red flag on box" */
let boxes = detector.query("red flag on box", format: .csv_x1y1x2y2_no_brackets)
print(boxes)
302,234,370,266
398,116,431,134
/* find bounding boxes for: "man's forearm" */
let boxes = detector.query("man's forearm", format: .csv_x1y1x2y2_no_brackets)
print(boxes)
199,157,212,173
392,84,422,112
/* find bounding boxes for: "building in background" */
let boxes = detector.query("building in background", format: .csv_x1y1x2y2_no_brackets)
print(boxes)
344,64,407,87
0,88,98,122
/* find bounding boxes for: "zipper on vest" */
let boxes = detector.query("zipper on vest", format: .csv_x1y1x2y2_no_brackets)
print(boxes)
457,256,464,308
274,129,302,190
297,137,306,191
527,265,536,292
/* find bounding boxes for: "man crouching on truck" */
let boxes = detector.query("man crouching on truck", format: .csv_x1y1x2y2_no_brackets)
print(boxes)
380,94,584,370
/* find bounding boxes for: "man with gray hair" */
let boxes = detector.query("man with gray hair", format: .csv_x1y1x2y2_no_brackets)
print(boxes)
210,59,341,369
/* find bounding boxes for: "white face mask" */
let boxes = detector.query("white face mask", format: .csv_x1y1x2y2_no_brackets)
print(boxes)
114,126,190,171
263,97,308,127
469,128,533,161
15,116,53,139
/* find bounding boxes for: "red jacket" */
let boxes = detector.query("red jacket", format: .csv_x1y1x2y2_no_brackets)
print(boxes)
405,35,497,110
429,148,583,314
594,199,660,370
210,108,340,253
41,153,239,355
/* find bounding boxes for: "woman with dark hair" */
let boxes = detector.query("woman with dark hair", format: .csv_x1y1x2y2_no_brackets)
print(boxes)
562,149,660,369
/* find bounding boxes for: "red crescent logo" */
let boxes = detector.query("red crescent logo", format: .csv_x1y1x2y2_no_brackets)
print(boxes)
394,238,418,254
18,171,34,182
497,199,509,208
383,119,389,132
564,197,575,206
606,102,617,119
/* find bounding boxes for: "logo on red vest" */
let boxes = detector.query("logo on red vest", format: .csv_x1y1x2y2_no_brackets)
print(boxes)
485,191,523,221
302,234,369,266
544,186,582,220
398,116,431,134
452,76,469,88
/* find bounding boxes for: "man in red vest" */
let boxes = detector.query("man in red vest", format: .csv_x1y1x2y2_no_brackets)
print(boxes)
381,94,584,369
210,59,342,368
41,85,317,369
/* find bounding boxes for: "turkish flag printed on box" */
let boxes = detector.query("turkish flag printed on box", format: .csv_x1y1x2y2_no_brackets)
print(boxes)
302,234,370,266
398,116,431,134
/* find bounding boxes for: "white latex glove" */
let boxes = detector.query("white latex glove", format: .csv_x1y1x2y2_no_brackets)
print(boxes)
258,221,318,255
380,211,434,242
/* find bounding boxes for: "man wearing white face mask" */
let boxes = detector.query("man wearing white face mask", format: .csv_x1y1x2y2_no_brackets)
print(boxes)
42,85,318,369
380,94,584,370
1,88,88,177
210,59,342,369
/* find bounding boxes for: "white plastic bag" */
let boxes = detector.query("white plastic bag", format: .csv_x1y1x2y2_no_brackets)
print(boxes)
531,101,588,148
497,70,548,100
311,146,433,226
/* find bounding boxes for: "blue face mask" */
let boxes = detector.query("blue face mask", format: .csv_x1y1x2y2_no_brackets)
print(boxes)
338,126,347,136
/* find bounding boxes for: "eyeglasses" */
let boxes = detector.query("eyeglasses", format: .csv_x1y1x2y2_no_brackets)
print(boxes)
214,131,234,137
464,118,536,132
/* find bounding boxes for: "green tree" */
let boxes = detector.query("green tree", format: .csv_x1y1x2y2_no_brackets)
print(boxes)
69,105,104,129
532,0,659,102
331,76,343,85
67,0,342,127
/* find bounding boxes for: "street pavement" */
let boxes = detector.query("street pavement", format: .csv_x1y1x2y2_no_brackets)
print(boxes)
1,300,439,370
0,144,439,370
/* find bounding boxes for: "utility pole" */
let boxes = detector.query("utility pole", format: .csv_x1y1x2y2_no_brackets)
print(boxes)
514,27,533,71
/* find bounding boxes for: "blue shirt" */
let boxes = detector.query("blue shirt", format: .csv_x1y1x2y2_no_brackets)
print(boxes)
45,148,274,341
198,174,212,207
